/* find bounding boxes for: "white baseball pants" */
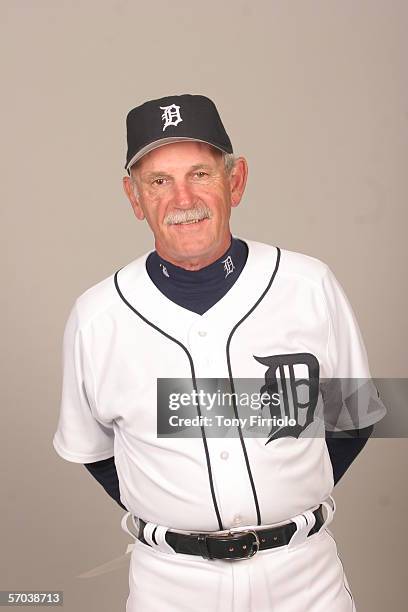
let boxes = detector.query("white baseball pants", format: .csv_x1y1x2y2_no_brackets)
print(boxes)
124,502,356,611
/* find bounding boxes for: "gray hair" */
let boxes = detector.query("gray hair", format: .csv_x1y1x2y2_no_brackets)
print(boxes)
223,152,237,175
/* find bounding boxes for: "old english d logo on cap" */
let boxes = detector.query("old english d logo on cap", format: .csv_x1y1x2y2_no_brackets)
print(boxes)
125,94,233,171
160,104,183,131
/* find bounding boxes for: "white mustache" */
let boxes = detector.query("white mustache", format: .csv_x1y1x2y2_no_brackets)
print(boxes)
164,205,212,226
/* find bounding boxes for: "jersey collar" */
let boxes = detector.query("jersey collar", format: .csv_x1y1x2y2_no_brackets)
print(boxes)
115,239,280,343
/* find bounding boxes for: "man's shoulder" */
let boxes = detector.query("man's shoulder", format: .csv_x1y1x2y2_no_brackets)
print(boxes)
245,239,330,285
72,250,152,328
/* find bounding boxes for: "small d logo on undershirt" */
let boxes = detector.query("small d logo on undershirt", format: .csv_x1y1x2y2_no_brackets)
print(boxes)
222,256,235,278
160,263,170,278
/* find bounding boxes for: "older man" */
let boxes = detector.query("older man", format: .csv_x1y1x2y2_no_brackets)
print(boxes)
53,94,385,611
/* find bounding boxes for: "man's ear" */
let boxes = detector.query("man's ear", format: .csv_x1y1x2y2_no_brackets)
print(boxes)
229,157,248,208
123,175,145,220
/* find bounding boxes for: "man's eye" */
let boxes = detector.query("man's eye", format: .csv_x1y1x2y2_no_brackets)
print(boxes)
194,171,208,178
153,178,167,186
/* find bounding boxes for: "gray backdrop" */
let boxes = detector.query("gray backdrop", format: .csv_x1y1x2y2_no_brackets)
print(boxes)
1,1,407,610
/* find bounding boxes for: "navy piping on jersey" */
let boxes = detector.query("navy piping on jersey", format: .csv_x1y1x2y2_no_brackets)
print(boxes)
113,246,281,530
113,269,224,530
225,246,281,526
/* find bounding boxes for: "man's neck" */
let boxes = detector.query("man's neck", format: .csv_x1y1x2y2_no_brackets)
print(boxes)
145,237,248,315
155,237,232,271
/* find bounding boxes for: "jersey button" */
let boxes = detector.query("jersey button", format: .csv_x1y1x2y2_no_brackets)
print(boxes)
220,451,229,460
198,330,207,337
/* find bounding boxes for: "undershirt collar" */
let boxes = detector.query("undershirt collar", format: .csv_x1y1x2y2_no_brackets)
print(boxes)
145,237,248,315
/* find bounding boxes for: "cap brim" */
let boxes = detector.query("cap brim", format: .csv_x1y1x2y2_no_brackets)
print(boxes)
126,137,228,171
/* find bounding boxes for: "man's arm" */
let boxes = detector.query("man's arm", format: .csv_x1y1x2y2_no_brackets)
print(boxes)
325,424,374,485
84,457,127,511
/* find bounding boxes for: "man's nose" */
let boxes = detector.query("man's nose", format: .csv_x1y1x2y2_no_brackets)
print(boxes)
172,181,195,207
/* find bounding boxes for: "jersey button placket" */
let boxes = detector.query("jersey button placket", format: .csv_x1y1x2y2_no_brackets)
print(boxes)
188,325,212,377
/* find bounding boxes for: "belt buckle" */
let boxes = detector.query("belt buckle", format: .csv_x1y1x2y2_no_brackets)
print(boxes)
208,529,260,561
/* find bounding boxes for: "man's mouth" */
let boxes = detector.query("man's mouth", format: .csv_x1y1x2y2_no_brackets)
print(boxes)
176,219,204,225
164,206,212,226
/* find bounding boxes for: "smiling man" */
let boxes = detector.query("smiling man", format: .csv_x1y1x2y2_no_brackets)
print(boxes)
123,139,247,270
53,94,385,611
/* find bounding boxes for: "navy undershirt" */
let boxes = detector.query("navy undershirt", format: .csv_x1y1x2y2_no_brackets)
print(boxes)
145,236,248,314
84,237,372,509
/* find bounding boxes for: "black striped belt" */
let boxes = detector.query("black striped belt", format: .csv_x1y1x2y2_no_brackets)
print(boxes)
138,505,325,560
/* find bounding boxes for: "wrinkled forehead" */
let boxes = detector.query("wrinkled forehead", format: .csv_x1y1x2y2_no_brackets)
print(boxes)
130,141,223,176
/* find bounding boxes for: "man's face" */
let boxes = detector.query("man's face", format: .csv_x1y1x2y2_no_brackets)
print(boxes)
123,141,247,269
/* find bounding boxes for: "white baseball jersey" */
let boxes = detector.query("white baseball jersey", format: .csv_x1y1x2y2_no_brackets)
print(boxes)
53,239,385,531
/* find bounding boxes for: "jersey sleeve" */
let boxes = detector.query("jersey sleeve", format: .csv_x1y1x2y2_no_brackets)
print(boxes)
320,266,387,432
52,301,115,463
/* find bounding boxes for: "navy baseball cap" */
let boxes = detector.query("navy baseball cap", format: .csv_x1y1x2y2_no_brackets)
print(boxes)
125,94,233,172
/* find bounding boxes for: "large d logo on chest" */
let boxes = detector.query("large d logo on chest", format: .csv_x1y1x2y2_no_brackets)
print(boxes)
254,353,320,444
